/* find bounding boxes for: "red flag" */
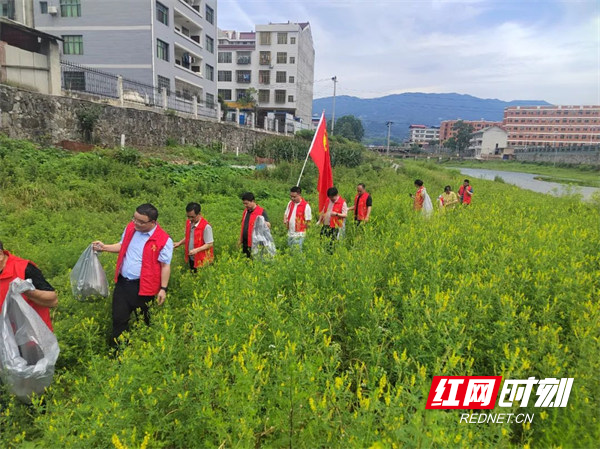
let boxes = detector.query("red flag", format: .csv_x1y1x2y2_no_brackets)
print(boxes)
309,112,333,213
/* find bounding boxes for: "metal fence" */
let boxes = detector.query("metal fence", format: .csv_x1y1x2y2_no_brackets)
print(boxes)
60,60,218,119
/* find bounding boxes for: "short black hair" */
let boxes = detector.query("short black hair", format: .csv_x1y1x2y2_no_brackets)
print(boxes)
464,179,470,183
358,183,366,189
290,186,302,194
444,185,451,191
186,202,201,214
136,203,158,221
0,240,3,251
414,179,424,187
327,187,338,197
241,192,255,202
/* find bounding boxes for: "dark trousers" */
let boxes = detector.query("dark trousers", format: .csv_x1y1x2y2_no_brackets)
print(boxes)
189,258,197,273
242,243,252,258
112,276,154,344
320,226,339,253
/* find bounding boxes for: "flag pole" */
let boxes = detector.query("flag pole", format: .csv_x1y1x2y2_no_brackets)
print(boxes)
296,111,325,186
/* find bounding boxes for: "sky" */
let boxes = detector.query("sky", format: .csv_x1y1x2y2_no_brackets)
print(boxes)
217,0,599,105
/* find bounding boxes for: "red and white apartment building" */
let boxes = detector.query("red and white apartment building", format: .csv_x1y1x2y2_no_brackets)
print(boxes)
439,120,503,142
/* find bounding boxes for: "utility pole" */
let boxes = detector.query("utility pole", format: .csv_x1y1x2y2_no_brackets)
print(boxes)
386,121,393,155
331,76,337,135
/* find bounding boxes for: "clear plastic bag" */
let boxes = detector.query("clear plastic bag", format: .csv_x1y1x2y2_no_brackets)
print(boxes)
251,216,276,259
422,188,434,218
70,244,109,300
0,278,60,403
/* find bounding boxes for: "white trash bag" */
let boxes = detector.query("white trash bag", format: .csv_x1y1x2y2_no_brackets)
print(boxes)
422,188,434,218
0,278,60,403
70,244,109,300
251,215,276,259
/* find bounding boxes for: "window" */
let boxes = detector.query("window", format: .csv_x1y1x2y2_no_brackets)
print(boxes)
288,95,294,102
289,56,295,64
276,71,286,83
205,5,214,24
60,0,80,17
259,51,271,65
62,35,83,55
218,52,232,63
259,70,270,84
205,64,214,81
40,1,48,14
276,52,287,63
156,39,169,61
237,70,251,83
63,71,85,90
156,2,168,25
275,90,286,103
218,71,232,82
158,75,171,95
237,51,251,64
206,36,214,53
218,89,232,101
236,89,248,101
290,37,296,44
206,93,215,108
258,90,270,103
260,32,271,45
289,75,295,83
277,32,287,44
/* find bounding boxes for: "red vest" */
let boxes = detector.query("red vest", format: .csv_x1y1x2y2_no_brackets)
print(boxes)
0,251,53,331
184,217,214,268
414,186,425,210
354,192,370,221
459,185,473,204
329,196,345,228
240,205,264,248
114,222,170,296
286,199,309,233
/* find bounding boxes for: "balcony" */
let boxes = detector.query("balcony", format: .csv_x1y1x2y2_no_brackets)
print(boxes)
174,44,202,76
174,9,202,46
178,0,201,15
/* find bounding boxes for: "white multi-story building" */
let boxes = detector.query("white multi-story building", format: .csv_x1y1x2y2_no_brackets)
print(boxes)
469,126,507,157
217,22,314,131
408,124,439,144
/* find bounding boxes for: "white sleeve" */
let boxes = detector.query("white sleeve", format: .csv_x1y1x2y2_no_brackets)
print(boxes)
305,204,312,221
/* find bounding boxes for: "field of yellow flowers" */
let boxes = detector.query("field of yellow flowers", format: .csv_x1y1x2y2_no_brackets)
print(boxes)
0,136,598,448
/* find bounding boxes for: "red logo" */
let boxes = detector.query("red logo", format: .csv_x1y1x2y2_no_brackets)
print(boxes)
426,376,502,409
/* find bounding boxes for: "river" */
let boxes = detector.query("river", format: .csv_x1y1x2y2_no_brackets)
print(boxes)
451,168,599,200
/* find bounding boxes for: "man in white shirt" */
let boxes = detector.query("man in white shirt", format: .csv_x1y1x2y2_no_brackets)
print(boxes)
283,186,312,250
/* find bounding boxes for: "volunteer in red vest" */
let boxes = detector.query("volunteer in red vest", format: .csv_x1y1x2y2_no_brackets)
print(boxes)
92,203,173,345
283,186,312,250
349,183,372,224
239,192,270,258
458,179,474,205
318,186,348,242
0,240,58,331
174,202,214,272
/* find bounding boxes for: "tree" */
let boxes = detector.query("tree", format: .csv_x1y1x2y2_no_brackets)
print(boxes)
237,87,257,108
217,94,229,121
453,121,474,155
332,115,365,142
444,137,457,152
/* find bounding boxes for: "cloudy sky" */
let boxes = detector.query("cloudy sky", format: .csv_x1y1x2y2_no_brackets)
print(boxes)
217,0,598,105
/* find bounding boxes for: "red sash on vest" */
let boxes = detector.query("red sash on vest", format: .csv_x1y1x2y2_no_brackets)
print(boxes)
184,217,214,268
286,199,308,233
115,222,170,296
329,196,345,228
354,192,370,221
0,251,53,331
240,205,264,248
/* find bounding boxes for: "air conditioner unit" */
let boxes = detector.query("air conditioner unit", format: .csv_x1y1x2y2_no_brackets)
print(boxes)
48,6,58,14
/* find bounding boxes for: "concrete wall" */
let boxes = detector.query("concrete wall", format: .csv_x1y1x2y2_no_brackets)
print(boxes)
0,40,61,94
0,84,277,150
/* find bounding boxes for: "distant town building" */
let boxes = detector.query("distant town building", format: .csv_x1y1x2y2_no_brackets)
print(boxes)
440,119,503,143
0,0,34,27
408,124,439,144
217,22,314,131
469,126,507,158
503,105,600,148
33,0,218,109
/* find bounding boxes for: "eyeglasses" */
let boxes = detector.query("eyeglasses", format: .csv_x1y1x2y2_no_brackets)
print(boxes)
132,216,152,225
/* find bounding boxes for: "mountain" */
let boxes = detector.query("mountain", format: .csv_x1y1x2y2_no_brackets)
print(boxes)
312,93,550,143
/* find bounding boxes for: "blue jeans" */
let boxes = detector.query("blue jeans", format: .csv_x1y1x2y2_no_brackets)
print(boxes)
287,236,305,251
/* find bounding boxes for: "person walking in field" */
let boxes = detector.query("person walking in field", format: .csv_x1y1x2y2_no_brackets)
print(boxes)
0,240,58,331
239,192,270,258
438,185,459,210
92,203,173,345
458,179,474,205
283,186,311,250
349,183,372,224
318,186,348,242
173,202,214,272
411,179,433,216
